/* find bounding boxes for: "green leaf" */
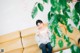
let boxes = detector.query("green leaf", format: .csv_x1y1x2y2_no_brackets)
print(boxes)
67,24,73,33
70,44,79,53
57,14,68,25
54,26,63,37
50,6,56,13
67,42,71,46
58,40,63,48
63,5,71,19
60,50,63,53
64,35,71,46
57,14,64,25
75,2,80,14
51,34,56,47
51,34,56,41
77,47,80,53
59,0,67,9
31,7,38,19
48,24,53,31
72,9,79,26
48,11,54,21
48,14,59,32
50,14,58,26
50,0,57,7
43,0,48,3
61,15,68,25
50,4,61,13
38,3,44,11
64,35,69,42
63,4,71,12
48,12,51,21
78,26,80,31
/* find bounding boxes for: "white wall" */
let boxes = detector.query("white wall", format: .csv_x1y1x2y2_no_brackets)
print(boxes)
0,0,79,35
0,0,50,35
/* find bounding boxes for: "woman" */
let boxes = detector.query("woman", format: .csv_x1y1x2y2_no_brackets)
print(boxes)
35,20,52,53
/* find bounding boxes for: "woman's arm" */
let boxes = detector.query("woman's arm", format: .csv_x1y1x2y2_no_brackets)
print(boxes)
47,28,52,39
35,33,41,45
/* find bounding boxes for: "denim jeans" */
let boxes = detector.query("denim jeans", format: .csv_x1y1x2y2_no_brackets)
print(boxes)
39,42,52,53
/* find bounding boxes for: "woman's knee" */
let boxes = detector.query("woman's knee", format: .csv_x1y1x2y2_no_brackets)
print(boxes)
47,43,52,50
39,44,46,49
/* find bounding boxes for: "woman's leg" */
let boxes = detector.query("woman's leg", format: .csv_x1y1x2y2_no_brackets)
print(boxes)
39,44,47,53
46,42,52,53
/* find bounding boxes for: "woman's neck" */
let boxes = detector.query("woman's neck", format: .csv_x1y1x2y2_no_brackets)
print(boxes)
39,26,46,31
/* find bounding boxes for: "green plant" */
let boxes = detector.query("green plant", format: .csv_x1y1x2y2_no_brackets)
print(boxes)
70,44,80,53
31,0,80,53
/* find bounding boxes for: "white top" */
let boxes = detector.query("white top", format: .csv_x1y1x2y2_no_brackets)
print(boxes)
35,27,52,46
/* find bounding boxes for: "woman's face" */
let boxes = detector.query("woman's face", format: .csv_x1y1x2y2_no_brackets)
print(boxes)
37,23,44,29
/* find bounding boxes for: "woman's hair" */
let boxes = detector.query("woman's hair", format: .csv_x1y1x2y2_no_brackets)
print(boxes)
36,20,43,26
78,38,80,44
77,0,80,1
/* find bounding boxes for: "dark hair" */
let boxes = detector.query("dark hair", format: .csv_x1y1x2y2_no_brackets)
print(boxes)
36,20,43,26
77,0,80,1
78,38,80,44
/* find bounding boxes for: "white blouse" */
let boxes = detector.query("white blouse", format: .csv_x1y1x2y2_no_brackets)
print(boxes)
35,27,52,46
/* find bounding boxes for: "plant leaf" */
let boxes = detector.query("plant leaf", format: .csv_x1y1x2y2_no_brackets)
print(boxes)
48,24,53,31
58,40,63,48
75,2,80,15
50,6,56,13
60,50,63,53
48,11,54,21
50,14,58,26
54,26,63,37
38,3,44,11
50,0,57,7
72,9,79,26
67,24,73,33
59,0,67,9
78,26,80,31
51,34,56,47
70,44,79,53
64,35,69,42
51,34,56,41
43,0,48,3
31,7,38,19
63,5,71,19
64,35,71,46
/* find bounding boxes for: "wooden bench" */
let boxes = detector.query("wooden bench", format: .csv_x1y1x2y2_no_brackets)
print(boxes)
20,23,79,53
0,31,23,53
0,23,79,53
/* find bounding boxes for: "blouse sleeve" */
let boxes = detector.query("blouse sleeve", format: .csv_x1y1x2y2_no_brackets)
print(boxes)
47,28,52,39
35,32,41,45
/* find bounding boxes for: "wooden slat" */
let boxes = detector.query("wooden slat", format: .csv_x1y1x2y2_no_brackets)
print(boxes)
23,44,41,53
22,34,37,48
23,38,75,53
0,38,23,52
5,48,23,53
53,38,75,52
66,27,80,44
21,27,37,37
0,31,20,43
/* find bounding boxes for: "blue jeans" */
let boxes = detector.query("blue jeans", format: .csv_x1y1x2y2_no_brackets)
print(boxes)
39,42,52,53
